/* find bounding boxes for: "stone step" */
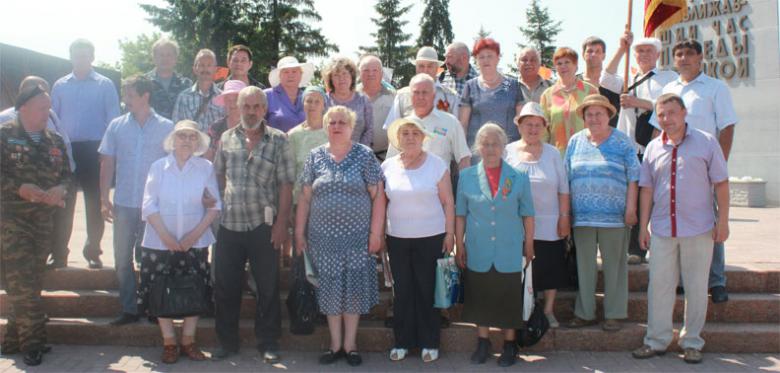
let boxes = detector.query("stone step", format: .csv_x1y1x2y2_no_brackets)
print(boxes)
2,290,777,324
35,266,780,294
0,318,777,353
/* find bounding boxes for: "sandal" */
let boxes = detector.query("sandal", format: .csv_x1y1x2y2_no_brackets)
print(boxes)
180,343,207,361
422,348,439,363
389,348,407,361
161,344,179,364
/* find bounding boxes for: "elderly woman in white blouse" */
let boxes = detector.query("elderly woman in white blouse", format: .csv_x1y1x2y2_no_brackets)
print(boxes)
138,120,221,364
505,102,570,329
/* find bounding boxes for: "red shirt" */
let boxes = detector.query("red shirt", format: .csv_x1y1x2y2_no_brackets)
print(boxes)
485,164,501,197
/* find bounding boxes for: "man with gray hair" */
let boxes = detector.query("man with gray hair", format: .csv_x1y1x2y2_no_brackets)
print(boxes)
384,46,460,128
172,49,224,131
516,47,553,103
386,74,470,171
213,86,294,363
145,38,192,120
357,54,395,159
439,42,477,96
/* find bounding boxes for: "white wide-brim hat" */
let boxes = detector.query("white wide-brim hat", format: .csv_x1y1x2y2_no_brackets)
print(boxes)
268,56,315,88
410,46,444,66
387,118,431,150
165,120,211,156
633,37,663,53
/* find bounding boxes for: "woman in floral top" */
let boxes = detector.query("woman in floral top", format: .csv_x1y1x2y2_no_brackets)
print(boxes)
539,47,599,155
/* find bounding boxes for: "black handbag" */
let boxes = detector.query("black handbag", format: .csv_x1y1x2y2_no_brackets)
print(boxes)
565,238,579,289
149,252,208,318
286,253,318,335
516,264,550,348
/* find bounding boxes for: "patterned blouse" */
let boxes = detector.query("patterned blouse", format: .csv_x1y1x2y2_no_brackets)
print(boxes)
539,78,599,155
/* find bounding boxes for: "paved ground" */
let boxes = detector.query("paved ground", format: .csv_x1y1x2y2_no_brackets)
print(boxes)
1,346,779,372
1,196,777,372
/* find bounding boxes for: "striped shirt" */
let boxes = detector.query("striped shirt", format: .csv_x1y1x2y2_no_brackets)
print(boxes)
172,83,225,132
214,122,295,231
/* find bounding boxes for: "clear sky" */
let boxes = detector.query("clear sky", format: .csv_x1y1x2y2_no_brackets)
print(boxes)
0,0,652,74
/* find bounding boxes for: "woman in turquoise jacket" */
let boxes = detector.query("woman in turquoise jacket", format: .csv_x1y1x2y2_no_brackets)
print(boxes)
455,123,535,367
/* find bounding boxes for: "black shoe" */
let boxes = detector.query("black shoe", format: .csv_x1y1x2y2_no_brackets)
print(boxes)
147,315,158,324
23,349,44,366
470,337,491,364
345,351,362,366
318,349,344,365
85,256,103,269
497,341,518,367
710,286,729,303
46,256,68,270
263,350,280,364
109,313,139,326
211,347,237,360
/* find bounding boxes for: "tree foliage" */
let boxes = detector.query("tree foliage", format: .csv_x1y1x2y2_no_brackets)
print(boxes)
116,32,161,78
361,0,415,87
140,0,337,84
517,0,562,67
416,0,454,57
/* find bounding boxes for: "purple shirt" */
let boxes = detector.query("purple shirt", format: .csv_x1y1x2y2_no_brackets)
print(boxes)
639,125,728,238
325,92,373,146
264,85,305,133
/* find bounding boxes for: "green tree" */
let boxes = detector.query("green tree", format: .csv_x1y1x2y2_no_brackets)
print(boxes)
116,32,161,78
517,0,562,67
474,25,491,42
416,0,453,57
361,0,415,87
140,0,337,85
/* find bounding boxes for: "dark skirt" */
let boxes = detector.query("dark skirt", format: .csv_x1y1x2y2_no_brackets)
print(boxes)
137,247,211,318
532,239,569,290
462,266,524,329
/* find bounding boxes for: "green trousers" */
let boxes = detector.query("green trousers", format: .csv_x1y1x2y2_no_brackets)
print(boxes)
573,226,629,321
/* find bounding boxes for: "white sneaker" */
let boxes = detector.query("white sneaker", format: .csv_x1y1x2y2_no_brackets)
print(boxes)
422,348,439,362
545,313,560,328
389,348,407,361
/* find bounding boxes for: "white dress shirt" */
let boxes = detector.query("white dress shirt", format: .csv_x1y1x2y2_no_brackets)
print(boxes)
141,153,221,251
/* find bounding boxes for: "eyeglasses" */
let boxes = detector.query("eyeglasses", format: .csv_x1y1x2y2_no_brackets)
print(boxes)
176,132,199,141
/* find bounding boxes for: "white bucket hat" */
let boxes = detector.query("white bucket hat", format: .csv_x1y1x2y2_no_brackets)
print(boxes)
387,118,431,150
411,46,444,66
268,56,315,88
514,102,547,126
164,120,211,156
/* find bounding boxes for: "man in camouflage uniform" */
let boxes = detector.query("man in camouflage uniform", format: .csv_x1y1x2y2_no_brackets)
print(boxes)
0,85,71,366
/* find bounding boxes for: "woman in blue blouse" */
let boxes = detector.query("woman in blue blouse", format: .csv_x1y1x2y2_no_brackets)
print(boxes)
564,95,640,331
455,123,535,367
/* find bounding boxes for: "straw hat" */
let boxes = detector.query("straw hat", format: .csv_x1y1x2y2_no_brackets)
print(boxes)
268,56,315,88
164,120,211,156
212,80,247,106
387,118,431,150
411,46,444,66
514,102,547,126
576,94,617,119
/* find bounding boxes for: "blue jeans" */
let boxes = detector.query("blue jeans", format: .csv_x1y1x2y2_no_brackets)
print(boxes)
113,206,144,315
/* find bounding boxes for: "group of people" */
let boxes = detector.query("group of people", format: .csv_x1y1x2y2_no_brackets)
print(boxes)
0,27,736,367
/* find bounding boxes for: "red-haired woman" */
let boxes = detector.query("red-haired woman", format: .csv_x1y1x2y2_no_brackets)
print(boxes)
458,38,524,159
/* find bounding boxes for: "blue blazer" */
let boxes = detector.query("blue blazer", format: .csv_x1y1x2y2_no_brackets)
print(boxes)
456,160,535,273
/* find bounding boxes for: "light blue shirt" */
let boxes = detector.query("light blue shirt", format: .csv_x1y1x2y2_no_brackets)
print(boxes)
98,110,173,208
51,70,121,142
455,161,535,273
565,129,641,228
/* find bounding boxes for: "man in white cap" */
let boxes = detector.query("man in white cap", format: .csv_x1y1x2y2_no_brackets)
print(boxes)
383,46,460,128
600,30,678,265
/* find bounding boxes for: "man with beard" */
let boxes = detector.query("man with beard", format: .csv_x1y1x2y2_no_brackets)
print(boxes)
439,42,478,96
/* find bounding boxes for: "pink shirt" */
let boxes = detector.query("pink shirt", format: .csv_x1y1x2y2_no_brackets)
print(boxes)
639,126,728,238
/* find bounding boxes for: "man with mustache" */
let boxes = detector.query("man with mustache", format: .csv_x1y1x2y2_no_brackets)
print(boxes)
172,49,225,131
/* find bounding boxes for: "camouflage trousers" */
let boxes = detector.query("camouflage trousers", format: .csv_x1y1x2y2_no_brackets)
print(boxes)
1,212,51,352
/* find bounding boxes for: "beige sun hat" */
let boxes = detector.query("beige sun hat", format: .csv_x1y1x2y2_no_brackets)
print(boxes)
164,120,211,156
576,94,617,120
411,46,444,66
514,102,547,126
268,56,315,88
387,118,431,150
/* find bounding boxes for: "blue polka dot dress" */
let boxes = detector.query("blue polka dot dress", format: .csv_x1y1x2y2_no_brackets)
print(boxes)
300,143,383,315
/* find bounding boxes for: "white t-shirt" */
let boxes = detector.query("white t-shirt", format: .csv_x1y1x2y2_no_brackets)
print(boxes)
505,142,569,241
382,152,448,238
